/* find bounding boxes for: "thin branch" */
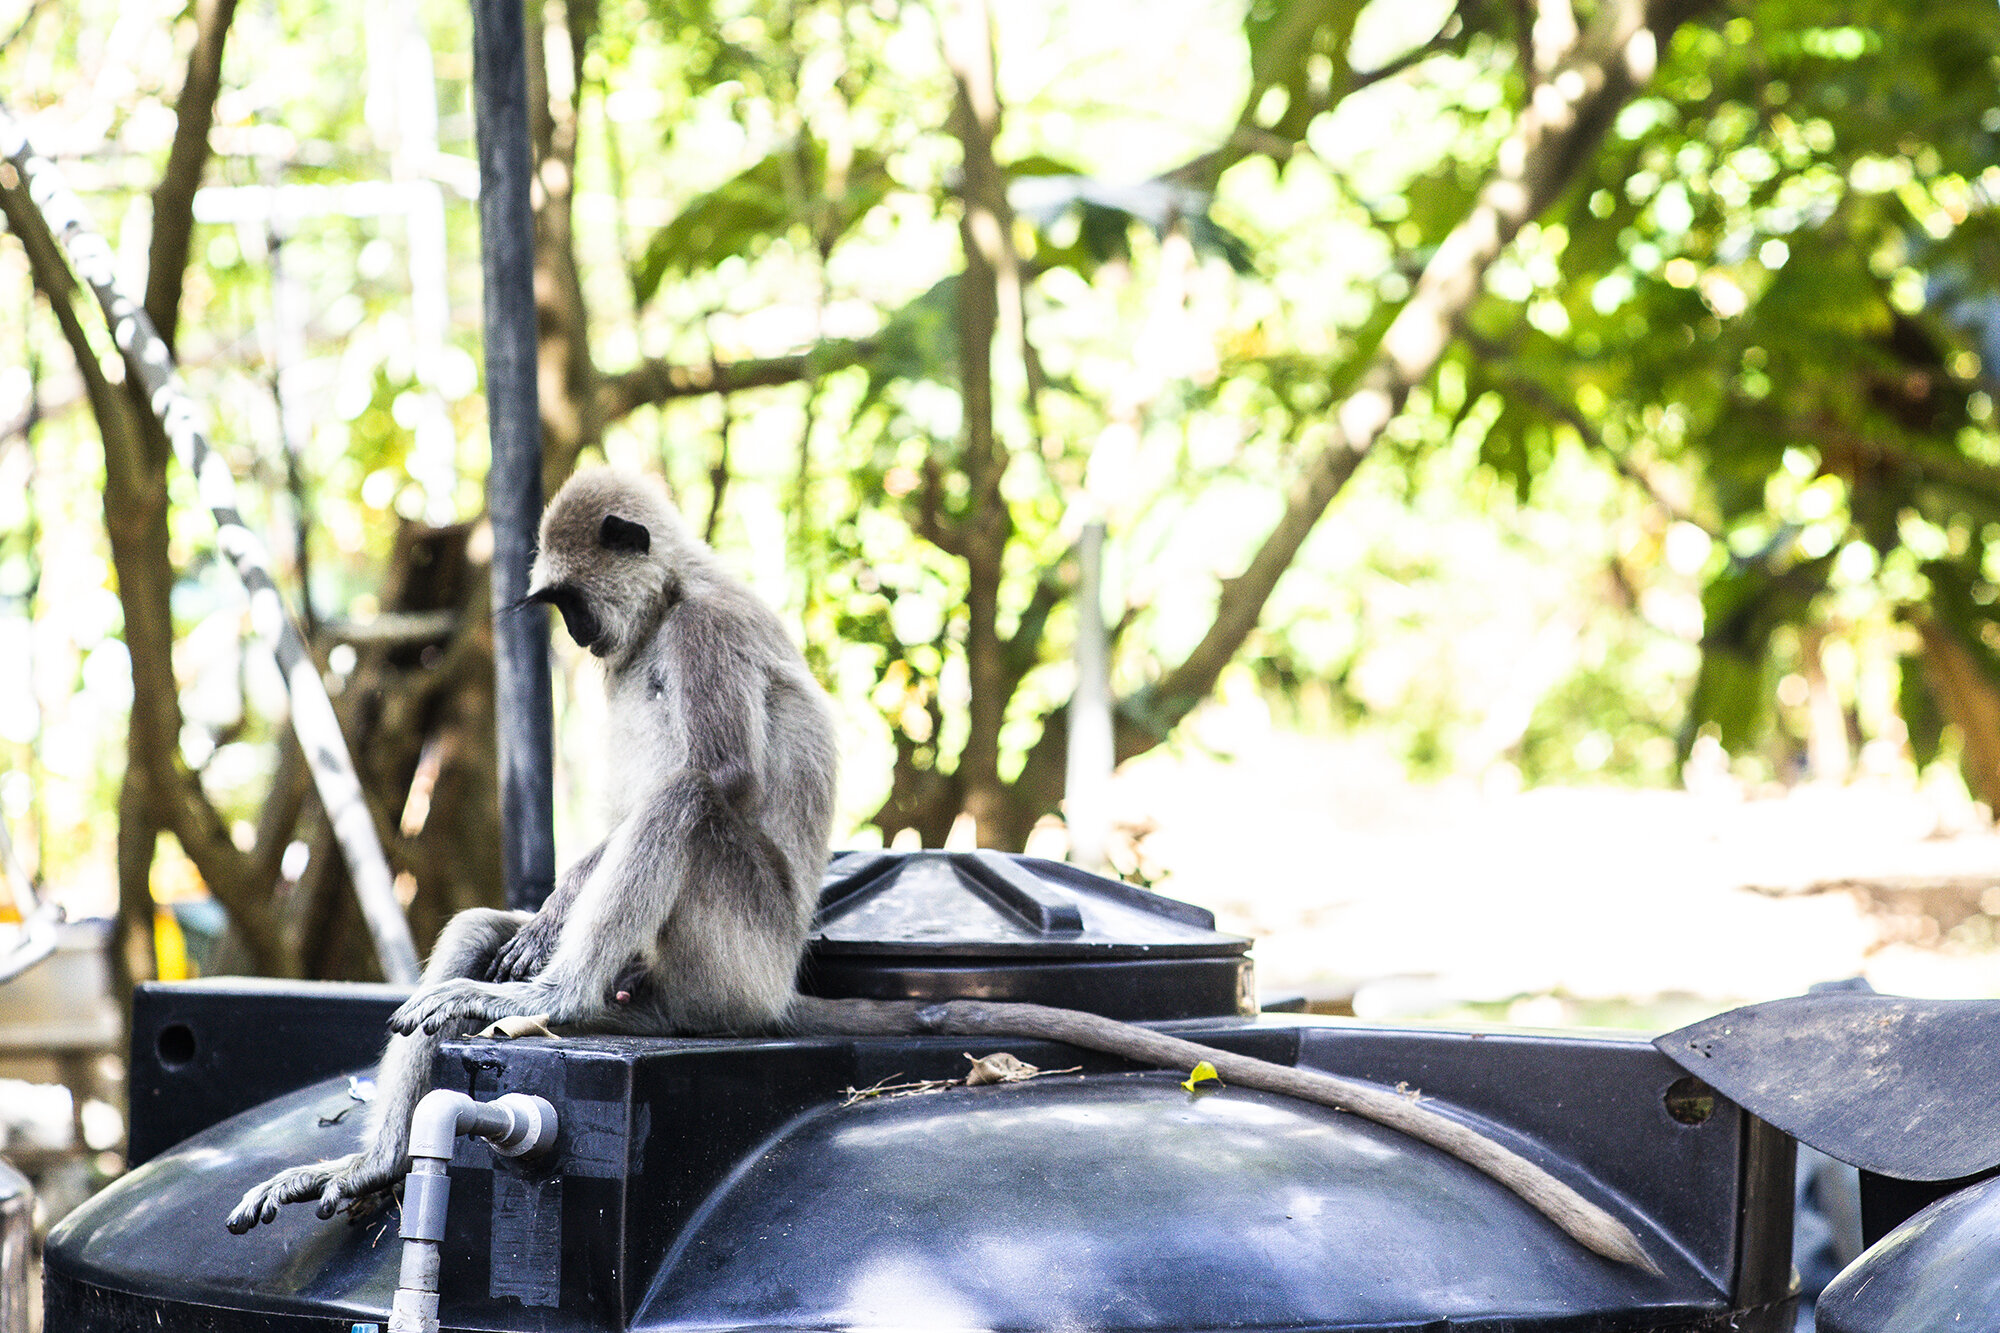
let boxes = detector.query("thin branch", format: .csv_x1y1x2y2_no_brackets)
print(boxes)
1001,570,1068,693
1166,0,1466,191
0,0,55,56
146,0,238,353
1352,28,1459,93
596,337,878,422
915,453,966,558
703,394,731,547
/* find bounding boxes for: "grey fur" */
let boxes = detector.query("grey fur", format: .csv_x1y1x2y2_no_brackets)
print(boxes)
227,468,836,1232
224,469,1652,1273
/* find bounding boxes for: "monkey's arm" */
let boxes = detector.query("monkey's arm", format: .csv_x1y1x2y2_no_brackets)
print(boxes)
785,996,1657,1273
486,841,608,982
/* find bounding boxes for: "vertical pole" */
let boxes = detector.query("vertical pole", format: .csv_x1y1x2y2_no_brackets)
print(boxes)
470,0,556,911
1065,520,1113,870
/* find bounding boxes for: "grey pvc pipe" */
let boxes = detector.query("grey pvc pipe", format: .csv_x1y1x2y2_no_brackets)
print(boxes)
389,1090,558,1333
0,1159,29,1333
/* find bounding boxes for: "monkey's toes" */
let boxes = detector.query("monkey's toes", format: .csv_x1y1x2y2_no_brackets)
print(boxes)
387,993,443,1036
223,1197,262,1234
225,1179,292,1234
316,1162,396,1219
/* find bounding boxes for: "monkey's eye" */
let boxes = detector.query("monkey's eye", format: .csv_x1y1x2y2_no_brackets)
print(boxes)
599,514,651,555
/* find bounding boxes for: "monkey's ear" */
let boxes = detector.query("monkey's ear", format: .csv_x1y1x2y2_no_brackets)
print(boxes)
599,514,651,555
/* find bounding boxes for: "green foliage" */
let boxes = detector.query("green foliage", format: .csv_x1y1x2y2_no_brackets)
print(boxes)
14,0,2000,895
632,137,893,306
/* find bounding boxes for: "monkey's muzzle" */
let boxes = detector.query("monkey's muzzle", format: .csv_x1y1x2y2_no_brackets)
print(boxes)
527,584,604,654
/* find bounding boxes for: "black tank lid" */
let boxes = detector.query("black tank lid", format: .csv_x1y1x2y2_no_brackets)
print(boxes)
811,849,1248,958
802,850,1253,1021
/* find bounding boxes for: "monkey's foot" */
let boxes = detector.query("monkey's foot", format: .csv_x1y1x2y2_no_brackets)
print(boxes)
225,1153,399,1233
390,977,545,1037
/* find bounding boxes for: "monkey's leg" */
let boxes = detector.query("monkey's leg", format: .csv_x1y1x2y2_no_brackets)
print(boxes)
225,909,527,1233
392,770,763,1039
784,996,1657,1273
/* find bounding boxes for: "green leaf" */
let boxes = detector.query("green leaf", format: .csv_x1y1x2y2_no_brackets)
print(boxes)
1011,175,1256,276
1900,650,1944,768
1681,542,1838,754
857,275,962,409
632,137,892,307
1242,0,1366,137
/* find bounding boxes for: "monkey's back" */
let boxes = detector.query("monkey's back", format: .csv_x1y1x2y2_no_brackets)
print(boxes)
603,564,837,1033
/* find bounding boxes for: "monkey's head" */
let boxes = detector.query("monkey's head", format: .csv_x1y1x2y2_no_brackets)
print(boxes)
526,468,686,660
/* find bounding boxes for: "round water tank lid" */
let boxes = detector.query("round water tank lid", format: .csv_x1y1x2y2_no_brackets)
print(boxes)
809,850,1249,959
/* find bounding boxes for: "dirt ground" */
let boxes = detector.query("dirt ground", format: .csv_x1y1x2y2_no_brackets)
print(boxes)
1096,724,2000,1029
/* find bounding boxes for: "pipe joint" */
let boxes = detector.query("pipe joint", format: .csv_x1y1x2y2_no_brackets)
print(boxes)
389,1090,559,1333
406,1089,558,1162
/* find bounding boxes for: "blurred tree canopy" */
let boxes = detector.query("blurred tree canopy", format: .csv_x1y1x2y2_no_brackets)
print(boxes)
1,0,1998,981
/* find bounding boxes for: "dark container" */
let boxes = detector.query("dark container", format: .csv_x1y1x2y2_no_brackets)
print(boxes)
46,853,1795,1332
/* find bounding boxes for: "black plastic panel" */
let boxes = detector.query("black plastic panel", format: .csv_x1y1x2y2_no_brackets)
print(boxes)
127,978,407,1166
1657,994,2000,1180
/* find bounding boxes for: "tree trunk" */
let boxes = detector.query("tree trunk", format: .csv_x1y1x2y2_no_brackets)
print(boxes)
939,0,1025,848
1916,617,2000,813
526,0,604,498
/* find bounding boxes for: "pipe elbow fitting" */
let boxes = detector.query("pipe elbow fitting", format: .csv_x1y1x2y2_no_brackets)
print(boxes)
407,1089,558,1161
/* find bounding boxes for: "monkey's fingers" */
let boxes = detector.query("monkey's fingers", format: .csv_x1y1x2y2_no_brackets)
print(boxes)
488,931,543,982
392,979,515,1036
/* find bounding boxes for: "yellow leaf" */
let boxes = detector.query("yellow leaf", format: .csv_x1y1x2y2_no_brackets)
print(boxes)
1181,1060,1222,1092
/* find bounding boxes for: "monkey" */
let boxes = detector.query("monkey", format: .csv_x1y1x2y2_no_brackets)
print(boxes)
226,467,1653,1274
226,467,835,1233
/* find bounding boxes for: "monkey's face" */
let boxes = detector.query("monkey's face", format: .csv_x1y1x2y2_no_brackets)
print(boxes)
527,469,679,661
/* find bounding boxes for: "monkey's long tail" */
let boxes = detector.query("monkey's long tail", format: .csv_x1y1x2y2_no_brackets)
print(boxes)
784,996,1659,1274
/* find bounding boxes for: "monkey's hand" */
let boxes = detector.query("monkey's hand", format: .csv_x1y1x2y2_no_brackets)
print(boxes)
225,1152,401,1233
390,978,548,1037
486,911,561,982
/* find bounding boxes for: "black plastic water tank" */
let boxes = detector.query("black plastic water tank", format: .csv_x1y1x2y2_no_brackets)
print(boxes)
46,852,1797,1332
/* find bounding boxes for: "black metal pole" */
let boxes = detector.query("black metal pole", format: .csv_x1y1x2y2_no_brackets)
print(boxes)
470,0,556,911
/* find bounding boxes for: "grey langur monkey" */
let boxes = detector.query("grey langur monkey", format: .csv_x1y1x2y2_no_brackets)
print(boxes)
227,467,835,1232
226,468,1652,1274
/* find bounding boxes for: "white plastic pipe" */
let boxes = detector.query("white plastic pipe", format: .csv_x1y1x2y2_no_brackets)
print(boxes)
1065,518,1114,870
388,1091,558,1333
0,1160,29,1333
